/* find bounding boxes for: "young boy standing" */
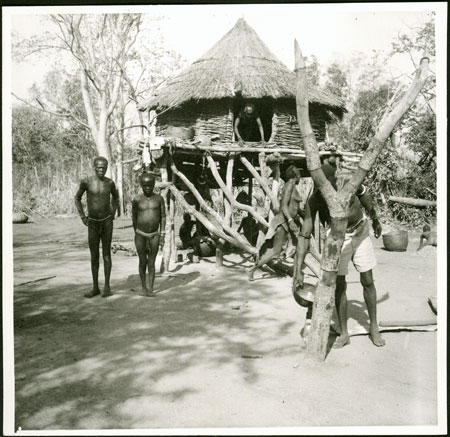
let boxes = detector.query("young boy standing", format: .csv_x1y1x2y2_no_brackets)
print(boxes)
132,173,166,297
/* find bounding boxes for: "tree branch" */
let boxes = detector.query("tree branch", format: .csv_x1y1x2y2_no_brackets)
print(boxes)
344,55,429,197
12,92,90,130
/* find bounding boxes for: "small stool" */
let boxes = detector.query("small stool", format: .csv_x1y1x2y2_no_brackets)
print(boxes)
176,248,193,262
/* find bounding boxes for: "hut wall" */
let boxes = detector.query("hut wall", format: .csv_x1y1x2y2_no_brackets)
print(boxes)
274,102,327,148
156,101,234,143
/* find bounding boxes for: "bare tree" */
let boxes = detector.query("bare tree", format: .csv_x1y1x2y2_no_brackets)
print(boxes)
13,13,142,176
294,40,429,360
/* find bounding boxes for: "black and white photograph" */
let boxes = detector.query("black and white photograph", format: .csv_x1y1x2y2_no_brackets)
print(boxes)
2,2,447,435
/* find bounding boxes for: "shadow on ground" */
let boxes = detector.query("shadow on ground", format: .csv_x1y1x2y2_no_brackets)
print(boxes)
13,220,295,429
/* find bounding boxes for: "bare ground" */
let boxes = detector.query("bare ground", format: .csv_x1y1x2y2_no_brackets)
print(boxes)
12,218,437,430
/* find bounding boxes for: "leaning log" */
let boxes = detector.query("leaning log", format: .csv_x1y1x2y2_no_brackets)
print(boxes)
239,155,280,213
206,155,269,228
169,184,258,255
388,196,436,208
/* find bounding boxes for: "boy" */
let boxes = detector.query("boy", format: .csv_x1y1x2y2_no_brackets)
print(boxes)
75,156,119,298
132,173,166,297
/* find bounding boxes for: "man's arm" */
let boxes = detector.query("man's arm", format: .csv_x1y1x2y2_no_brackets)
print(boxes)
280,180,298,234
131,197,138,231
234,117,244,144
110,181,120,218
74,179,89,226
358,188,382,238
256,117,265,144
294,201,316,289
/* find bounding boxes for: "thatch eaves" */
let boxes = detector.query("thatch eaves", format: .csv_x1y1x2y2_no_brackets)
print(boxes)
139,18,345,114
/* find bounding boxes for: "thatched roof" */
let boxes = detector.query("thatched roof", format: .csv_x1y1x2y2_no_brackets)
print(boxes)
139,18,345,114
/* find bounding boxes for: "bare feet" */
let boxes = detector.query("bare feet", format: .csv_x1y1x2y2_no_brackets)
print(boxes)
84,289,100,298
333,334,350,349
101,287,113,298
140,288,156,297
246,268,254,282
369,328,385,347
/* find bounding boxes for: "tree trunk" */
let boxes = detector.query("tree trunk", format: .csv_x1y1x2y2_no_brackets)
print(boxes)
305,218,347,360
388,196,436,207
294,39,429,360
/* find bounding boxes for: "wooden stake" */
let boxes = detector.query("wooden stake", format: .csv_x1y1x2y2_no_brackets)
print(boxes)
169,159,254,251
169,185,258,256
206,155,269,228
160,157,172,273
239,155,280,213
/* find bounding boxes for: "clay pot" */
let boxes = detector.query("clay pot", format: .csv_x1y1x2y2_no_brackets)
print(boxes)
382,230,409,252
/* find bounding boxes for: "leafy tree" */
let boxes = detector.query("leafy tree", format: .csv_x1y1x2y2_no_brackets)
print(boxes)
324,61,349,101
304,55,320,86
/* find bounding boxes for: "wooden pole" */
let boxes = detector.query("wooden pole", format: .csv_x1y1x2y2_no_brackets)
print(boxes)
163,140,362,159
169,184,258,255
269,161,280,222
160,156,172,274
388,196,436,207
169,158,257,252
206,155,269,228
170,172,177,262
239,155,280,213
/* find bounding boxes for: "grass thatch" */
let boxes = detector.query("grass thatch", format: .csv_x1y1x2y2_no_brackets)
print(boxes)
139,18,345,116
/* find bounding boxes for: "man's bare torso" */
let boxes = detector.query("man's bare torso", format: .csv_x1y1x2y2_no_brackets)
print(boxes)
83,176,114,220
135,194,164,233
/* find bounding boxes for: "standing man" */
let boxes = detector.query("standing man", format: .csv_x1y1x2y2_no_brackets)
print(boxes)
234,102,265,145
75,156,119,298
294,164,385,348
246,165,303,281
132,173,166,297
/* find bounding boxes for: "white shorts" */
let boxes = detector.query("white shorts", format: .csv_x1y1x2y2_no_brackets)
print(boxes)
337,219,376,276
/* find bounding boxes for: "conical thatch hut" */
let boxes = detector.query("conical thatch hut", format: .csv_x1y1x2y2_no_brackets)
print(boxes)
139,18,345,147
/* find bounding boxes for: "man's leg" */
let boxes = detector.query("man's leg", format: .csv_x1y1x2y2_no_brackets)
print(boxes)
85,222,101,298
146,234,160,296
134,233,149,296
246,228,286,281
360,270,385,347
333,275,350,348
191,237,202,261
101,218,113,297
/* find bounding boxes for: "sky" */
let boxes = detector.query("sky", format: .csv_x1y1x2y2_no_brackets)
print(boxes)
7,3,439,98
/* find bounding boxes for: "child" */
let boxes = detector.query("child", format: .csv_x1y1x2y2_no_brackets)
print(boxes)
132,173,166,296
417,224,437,251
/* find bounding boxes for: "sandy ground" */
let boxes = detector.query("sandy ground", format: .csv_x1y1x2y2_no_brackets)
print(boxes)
12,217,438,430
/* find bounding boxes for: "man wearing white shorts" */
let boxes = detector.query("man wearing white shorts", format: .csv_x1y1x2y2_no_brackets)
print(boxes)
294,163,385,349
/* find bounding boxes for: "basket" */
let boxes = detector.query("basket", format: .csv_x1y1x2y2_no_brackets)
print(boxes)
382,230,408,252
13,212,29,224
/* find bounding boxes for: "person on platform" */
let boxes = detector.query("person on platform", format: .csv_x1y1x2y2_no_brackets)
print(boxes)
234,103,265,145
74,156,119,298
